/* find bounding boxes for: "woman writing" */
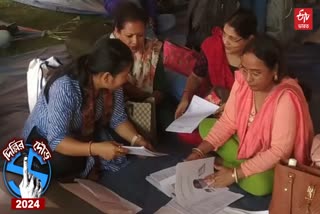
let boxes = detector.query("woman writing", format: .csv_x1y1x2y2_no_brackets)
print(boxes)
186,35,314,209
22,38,153,179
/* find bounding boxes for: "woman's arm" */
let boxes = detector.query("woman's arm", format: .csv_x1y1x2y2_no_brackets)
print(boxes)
114,121,140,143
56,136,125,160
239,93,297,178
202,77,238,149
182,51,208,101
110,88,152,148
175,52,207,118
187,77,239,160
47,82,125,159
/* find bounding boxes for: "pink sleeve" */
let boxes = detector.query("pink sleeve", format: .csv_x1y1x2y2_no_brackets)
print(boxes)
204,77,238,149
241,93,297,177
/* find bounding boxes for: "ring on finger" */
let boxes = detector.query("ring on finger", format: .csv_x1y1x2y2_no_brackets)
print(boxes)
117,145,122,153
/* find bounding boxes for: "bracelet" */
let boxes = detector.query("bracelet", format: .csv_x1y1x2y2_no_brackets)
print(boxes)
88,141,93,156
192,148,205,158
232,168,239,183
131,134,142,146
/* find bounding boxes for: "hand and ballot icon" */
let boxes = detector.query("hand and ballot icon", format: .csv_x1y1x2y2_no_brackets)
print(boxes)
19,156,42,198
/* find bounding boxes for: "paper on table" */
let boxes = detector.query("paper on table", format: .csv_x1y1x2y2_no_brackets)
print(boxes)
122,146,168,157
146,166,177,197
155,191,244,214
175,157,230,208
166,95,219,133
60,179,142,214
217,207,269,214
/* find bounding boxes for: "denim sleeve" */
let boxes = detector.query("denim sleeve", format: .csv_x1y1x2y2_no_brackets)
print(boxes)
110,88,128,129
47,80,76,151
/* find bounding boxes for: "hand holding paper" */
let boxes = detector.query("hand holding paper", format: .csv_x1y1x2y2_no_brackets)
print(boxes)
166,96,219,133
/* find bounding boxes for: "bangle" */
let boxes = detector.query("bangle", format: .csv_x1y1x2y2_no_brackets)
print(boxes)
232,168,239,183
88,141,93,156
131,134,142,146
192,148,205,158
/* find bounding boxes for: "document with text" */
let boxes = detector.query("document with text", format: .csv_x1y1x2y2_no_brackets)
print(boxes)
166,95,219,133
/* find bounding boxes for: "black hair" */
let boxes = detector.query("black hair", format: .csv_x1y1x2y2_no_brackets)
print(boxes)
242,34,312,101
44,38,133,104
242,34,287,82
113,1,148,31
226,8,257,39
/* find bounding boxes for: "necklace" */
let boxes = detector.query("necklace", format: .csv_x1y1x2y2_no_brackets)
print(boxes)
248,96,256,124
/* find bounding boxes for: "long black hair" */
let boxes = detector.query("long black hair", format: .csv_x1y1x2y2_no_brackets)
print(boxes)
44,38,133,104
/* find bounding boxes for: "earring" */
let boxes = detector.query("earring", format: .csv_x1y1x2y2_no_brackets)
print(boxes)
274,73,278,81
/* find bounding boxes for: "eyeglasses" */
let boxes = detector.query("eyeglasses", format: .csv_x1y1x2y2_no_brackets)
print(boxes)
222,30,243,43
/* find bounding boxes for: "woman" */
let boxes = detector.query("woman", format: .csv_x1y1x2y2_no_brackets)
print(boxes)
176,9,257,118
102,2,176,132
22,38,153,179
186,0,238,51
104,0,176,37
175,9,257,146
186,35,314,210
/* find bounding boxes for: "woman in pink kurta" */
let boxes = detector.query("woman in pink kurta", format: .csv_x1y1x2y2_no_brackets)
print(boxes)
186,34,314,198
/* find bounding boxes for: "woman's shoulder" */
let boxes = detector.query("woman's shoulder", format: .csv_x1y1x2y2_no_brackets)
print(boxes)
50,75,81,96
276,77,307,102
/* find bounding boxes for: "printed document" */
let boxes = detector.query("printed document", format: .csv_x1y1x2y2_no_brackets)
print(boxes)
166,96,219,133
175,157,230,207
149,158,244,214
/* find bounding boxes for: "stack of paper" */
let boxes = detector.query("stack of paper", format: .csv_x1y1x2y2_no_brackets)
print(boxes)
147,158,244,214
146,166,176,197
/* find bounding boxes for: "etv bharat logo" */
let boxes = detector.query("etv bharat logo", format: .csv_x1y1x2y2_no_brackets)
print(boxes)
294,8,313,30
1,139,52,200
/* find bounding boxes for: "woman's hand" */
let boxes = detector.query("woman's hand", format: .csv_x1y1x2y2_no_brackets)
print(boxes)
92,141,128,160
185,141,214,161
185,151,203,161
136,138,155,152
205,165,235,188
175,98,189,119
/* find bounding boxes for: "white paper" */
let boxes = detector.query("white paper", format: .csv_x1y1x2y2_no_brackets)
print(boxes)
166,95,219,133
156,193,245,214
146,166,176,197
155,206,269,214
60,179,142,214
123,146,168,157
175,157,230,208
150,158,244,214
217,207,269,214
